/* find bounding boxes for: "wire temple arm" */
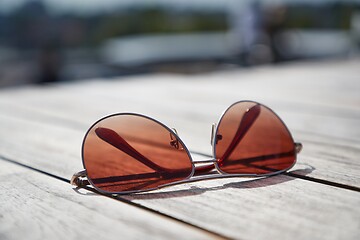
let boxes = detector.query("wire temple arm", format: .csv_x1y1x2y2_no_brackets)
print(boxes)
95,127,170,172
70,170,90,187
295,142,303,154
219,104,261,163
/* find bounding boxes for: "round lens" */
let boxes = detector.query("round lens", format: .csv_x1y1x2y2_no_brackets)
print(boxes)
215,101,296,175
82,114,193,193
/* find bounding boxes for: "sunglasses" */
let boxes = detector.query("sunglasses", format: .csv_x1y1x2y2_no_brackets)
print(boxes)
71,101,302,195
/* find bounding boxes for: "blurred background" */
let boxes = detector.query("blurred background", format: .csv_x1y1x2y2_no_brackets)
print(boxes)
0,0,359,88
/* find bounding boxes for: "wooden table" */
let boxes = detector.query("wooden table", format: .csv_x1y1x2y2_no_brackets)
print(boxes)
1,59,359,240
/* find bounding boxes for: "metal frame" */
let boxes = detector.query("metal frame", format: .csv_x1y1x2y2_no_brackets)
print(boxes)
71,100,303,195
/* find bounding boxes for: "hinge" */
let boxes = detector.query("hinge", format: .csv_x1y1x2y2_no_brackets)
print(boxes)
70,170,88,187
295,142,303,154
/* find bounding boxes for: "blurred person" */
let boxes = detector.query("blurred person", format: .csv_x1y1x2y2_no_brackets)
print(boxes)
263,4,288,63
229,0,272,66
240,0,265,65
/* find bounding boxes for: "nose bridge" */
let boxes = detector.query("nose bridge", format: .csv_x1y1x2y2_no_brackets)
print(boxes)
192,158,219,175
193,159,217,165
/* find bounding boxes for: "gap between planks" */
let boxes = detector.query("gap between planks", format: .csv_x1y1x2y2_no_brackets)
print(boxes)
184,151,360,193
2,144,360,196
0,153,359,239
1,102,359,190
0,154,230,240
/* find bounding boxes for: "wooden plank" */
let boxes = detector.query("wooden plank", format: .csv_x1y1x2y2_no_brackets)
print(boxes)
0,59,359,239
0,59,359,188
1,108,359,190
0,105,360,239
123,174,360,240
0,160,217,240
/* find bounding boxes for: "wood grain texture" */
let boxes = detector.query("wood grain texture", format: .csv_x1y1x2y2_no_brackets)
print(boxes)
0,59,359,187
123,174,360,240
0,160,215,240
0,58,359,239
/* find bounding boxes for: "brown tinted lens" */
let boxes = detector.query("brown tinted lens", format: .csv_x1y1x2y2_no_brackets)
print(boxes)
215,102,296,174
83,114,193,193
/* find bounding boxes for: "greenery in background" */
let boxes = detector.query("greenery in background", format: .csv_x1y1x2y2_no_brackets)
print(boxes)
0,1,358,50
285,3,354,29
91,8,228,46
0,3,228,49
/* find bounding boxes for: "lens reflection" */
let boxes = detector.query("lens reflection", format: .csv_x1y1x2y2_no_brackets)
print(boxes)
83,114,193,193
215,101,296,174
